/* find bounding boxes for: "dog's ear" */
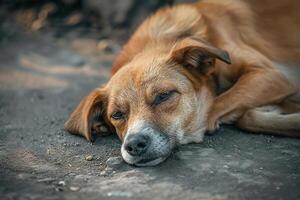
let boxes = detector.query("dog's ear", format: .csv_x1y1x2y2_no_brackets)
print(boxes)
64,87,109,142
170,38,231,74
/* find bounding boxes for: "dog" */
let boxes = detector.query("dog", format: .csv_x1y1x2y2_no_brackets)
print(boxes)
65,0,300,166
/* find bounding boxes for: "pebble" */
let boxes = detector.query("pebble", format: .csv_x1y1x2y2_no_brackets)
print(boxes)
58,180,66,186
100,167,113,176
75,142,80,146
69,186,80,191
100,170,108,176
106,156,123,167
223,165,229,169
85,155,93,161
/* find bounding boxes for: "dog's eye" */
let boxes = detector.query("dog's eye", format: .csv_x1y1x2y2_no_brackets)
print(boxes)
111,111,125,120
153,90,176,106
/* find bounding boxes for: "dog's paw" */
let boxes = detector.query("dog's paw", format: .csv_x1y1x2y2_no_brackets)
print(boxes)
206,117,220,134
92,121,111,136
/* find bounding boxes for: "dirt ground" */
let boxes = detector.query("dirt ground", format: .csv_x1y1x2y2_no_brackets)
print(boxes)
1,6,300,200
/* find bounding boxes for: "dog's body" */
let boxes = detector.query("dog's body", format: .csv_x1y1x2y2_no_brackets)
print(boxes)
65,0,300,166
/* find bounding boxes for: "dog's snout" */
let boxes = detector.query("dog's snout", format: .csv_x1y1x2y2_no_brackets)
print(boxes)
124,134,151,156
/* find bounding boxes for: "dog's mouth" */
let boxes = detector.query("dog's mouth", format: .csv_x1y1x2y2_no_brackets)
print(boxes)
121,144,172,166
134,157,168,167
121,151,171,166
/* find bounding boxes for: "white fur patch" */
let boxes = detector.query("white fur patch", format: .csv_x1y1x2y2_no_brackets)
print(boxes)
179,128,205,145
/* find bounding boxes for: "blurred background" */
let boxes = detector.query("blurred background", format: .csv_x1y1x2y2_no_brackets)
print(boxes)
0,0,195,42
0,0,196,90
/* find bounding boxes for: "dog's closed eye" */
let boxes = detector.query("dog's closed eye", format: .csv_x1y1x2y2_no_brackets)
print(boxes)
152,90,177,106
111,111,126,120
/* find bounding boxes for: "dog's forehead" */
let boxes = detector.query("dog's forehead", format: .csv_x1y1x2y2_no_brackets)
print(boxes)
109,59,172,90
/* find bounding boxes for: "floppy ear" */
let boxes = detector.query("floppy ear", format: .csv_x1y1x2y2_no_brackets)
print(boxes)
171,38,231,74
64,88,109,142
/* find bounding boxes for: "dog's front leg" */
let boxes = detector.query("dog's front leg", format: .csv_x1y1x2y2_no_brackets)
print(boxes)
207,68,297,132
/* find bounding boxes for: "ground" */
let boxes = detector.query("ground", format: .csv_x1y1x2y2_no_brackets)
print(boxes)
0,12,300,200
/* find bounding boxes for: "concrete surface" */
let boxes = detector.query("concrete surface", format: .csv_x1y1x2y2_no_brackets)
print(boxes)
1,19,300,200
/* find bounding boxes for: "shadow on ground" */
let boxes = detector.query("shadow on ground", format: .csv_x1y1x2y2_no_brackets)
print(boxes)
0,8,300,200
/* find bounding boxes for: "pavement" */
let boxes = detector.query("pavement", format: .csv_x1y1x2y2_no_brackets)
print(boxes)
0,18,300,200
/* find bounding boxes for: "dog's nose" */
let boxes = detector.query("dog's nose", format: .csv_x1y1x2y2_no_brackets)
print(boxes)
124,134,151,156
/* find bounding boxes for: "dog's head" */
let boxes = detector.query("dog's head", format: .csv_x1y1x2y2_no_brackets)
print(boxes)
65,38,230,166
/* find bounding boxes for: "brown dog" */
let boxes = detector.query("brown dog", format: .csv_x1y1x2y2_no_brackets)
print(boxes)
65,0,300,166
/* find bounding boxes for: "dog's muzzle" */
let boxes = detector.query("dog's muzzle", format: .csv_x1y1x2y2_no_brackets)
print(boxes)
121,121,175,166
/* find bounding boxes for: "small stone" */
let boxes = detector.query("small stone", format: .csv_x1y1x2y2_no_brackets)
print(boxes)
106,156,123,167
100,170,107,176
223,165,229,169
100,167,113,176
85,155,93,161
69,186,80,191
58,181,66,186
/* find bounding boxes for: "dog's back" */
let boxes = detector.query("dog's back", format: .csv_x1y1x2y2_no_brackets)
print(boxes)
236,0,300,64
112,0,300,74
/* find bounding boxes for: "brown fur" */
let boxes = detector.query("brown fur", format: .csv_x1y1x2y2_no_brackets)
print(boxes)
65,0,300,143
